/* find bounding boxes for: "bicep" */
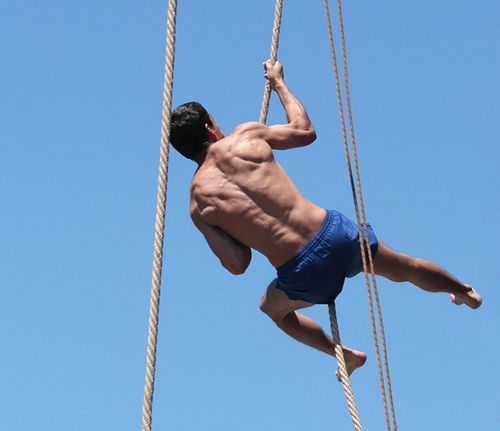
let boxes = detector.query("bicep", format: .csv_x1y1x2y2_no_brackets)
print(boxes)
237,121,315,151
266,123,316,150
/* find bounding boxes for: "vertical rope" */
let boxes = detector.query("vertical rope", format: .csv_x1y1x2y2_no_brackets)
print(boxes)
329,303,363,431
259,0,284,124
142,1,178,430
324,0,397,430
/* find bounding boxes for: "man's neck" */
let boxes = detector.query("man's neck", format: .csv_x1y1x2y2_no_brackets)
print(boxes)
193,146,209,166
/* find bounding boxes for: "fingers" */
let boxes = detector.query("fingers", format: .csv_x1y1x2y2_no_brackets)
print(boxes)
263,60,283,82
263,59,281,69
262,60,271,76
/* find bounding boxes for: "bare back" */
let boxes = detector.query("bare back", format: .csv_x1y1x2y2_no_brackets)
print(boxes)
190,122,326,268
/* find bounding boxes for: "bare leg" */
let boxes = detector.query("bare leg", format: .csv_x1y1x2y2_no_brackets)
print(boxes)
259,279,367,378
373,241,482,309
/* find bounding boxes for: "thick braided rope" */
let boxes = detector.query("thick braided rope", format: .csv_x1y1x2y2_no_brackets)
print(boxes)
141,1,178,430
259,0,283,124
324,0,397,429
329,303,363,431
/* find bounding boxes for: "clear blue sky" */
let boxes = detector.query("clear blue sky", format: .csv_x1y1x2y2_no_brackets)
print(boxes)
1,1,499,430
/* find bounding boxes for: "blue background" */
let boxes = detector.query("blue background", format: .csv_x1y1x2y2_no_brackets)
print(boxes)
1,1,499,429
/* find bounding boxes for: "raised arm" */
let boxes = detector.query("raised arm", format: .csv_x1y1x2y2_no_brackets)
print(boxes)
191,214,252,275
263,60,316,150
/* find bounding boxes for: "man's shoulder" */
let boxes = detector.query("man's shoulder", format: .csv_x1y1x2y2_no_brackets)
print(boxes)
226,124,274,163
229,122,274,151
231,121,267,137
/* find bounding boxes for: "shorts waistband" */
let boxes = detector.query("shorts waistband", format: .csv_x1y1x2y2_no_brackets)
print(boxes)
277,210,337,274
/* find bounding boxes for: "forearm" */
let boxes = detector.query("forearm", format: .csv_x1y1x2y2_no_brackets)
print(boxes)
262,60,316,148
273,79,313,130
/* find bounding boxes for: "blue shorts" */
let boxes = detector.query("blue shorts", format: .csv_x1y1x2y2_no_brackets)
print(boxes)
275,210,378,304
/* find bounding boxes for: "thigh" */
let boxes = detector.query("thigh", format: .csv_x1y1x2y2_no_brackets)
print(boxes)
373,240,413,282
260,279,314,322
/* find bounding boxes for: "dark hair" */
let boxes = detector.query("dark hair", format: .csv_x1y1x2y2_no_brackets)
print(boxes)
170,102,213,160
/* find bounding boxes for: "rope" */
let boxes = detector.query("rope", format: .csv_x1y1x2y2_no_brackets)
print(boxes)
324,1,397,430
142,1,178,430
257,1,364,428
322,2,364,428
259,0,284,124
257,1,362,428
329,303,363,431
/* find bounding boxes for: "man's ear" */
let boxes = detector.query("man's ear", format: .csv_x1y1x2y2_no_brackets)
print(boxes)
205,123,218,141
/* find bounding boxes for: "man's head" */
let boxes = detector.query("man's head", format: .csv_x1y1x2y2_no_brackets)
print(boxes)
170,102,221,160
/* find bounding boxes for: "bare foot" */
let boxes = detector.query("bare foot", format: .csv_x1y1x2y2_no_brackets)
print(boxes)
450,285,482,309
335,347,367,382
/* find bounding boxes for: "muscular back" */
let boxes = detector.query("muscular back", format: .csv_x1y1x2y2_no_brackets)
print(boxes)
190,122,326,268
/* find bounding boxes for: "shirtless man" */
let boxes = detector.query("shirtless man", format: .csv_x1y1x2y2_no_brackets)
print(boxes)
169,60,482,377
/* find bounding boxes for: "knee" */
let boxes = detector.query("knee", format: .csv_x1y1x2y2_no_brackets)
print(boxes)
259,291,282,324
259,280,275,314
259,293,268,314
259,292,274,318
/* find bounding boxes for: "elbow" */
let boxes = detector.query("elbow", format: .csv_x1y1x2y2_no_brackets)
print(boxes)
224,260,249,276
222,248,252,275
292,116,316,147
305,126,316,145
226,265,247,276
298,125,316,147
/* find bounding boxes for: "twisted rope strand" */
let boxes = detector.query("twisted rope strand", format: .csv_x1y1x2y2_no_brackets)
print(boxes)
334,1,397,428
142,1,178,430
323,3,364,430
326,0,389,427
260,0,283,124
324,0,397,429
258,2,361,427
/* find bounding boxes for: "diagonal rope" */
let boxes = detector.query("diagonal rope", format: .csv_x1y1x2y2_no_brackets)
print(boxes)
334,0,397,426
333,0,397,427
324,0,397,430
322,2,365,429
259,0,284,124
142,1,178,430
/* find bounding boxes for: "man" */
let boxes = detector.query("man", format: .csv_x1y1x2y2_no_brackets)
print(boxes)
169,60,482,377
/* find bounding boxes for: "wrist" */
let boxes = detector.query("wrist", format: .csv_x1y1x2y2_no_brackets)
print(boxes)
272,78,286,92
